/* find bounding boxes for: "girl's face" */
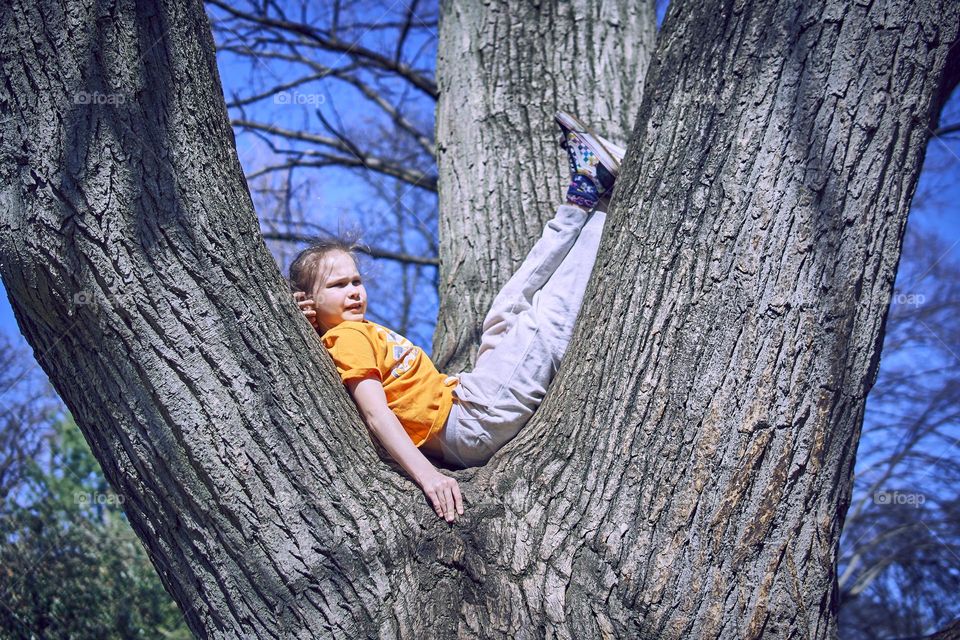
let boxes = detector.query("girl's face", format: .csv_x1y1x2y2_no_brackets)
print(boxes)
311,250,367,332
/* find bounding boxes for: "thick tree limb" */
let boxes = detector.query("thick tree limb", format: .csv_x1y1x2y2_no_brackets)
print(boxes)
432,0,658,373
454,0,960,636
0,1,428,635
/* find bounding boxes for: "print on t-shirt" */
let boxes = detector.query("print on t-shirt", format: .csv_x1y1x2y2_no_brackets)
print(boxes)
377,325,419,379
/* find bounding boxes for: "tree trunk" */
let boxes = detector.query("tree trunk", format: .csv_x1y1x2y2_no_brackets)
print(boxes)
1,0,958,639
0,1,431,636
432,0,658,372
483,0,960,637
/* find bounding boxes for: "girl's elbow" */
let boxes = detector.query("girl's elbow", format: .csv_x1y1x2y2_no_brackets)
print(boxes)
361,410,394,435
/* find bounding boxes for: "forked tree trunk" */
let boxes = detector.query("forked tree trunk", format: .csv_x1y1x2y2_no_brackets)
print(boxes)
1,0,958,639
487,0,960,637
0,0,421,636
432,0,658,372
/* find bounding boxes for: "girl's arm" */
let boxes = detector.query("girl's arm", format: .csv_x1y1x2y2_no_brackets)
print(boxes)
346,377,464,523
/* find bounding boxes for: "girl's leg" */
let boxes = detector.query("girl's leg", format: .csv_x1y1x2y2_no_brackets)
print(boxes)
440,205,607,468
476,111,621,363
436,112,621,468
474,203,590,363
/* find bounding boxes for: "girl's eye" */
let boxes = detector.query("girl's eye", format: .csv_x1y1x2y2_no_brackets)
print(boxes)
328,279,361,288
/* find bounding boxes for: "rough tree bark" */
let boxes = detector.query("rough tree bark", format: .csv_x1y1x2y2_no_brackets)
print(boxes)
489,1,960,637
432,0,658,372
0,0,434,636
1,1,958,640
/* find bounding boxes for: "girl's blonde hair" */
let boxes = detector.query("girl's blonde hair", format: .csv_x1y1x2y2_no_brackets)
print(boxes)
288,237,363,295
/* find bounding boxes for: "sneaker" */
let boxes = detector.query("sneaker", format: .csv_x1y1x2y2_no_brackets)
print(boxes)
598,135,626,165
555,111,624,208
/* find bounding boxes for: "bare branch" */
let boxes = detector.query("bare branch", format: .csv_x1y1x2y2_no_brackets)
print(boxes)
395,0,420,65
260,228,438,267
220,43,435,158
206,0,438,98
327,70,435,158
933,121,960,136
232,119,437,190
910,618,960,640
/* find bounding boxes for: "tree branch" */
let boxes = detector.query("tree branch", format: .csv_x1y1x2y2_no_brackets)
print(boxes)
261,227,438,267
219,44,435,158
206,0,438,98
226,70,344,109
933,121,960,136
232,119,437,190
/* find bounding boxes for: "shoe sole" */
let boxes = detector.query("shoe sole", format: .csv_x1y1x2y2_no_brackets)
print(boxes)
554,111,622,176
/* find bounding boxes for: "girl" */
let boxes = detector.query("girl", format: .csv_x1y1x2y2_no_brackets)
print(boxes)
290,112,625,522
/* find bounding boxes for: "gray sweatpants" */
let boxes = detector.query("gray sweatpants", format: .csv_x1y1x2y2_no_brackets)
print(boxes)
430,203,606,468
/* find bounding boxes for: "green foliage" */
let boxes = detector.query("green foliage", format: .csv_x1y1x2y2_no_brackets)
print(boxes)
0,417,190,639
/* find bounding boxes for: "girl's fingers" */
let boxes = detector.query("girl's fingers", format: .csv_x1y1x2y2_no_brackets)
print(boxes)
442,487,456,522
427,491,444,518
452,484,464,516
428,488,455,522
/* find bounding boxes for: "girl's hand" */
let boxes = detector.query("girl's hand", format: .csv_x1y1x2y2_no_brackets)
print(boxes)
292,291,318,329
418,469,464,523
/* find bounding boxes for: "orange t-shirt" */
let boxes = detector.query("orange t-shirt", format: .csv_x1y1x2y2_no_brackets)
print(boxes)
321,321,459,446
